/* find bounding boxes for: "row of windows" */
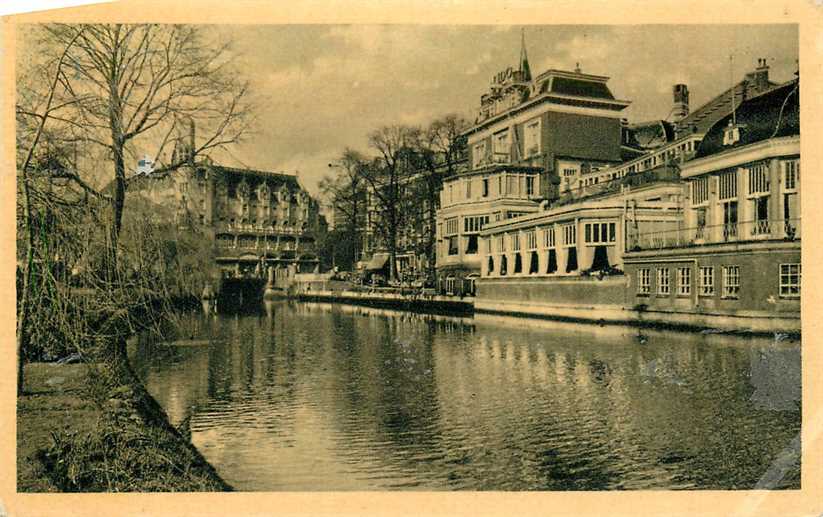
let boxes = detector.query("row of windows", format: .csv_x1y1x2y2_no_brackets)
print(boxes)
464,215,490,233
690,160,799,206
584,222,617,244
472,118,542,169
637,264,800,298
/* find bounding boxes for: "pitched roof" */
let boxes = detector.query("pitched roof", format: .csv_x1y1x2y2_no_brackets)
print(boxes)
695,79,799,159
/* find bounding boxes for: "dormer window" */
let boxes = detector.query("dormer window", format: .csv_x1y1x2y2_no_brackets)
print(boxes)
722,120,742,146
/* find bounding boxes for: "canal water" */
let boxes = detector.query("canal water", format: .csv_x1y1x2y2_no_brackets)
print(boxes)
131,301,801,491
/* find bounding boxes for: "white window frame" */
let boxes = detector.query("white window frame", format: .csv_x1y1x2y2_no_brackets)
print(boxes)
677,267,691,296
747,162,770,198
783,160,799,193
722,265,740,299
638,268,651,295
699,266,714,296
584,222,617,245
657,267,670,296
691,177,709,206
779,263,801,298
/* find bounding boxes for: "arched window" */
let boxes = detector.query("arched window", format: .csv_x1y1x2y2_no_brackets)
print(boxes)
488,256,495,274
500,255,508,276
514,253,522,274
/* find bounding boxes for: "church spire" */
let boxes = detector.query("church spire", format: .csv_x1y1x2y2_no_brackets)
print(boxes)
519,27,532,82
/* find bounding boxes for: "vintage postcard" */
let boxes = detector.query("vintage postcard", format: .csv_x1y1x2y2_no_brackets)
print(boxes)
1,0,822,515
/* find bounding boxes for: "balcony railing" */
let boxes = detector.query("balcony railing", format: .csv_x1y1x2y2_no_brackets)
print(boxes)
215,223,305,236
630,218,801,251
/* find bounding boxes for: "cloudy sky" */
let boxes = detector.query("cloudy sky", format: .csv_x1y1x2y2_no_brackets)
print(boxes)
216,24,798,196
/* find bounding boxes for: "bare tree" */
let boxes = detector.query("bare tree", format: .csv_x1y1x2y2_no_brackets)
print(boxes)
320,148,368,268
411,114,469,281
360,125,421,282
17,23,252,371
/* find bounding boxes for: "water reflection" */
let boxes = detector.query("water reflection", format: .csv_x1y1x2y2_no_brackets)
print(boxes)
132,301,801,491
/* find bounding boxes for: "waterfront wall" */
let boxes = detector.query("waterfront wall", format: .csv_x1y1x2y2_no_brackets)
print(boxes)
295,290,474,315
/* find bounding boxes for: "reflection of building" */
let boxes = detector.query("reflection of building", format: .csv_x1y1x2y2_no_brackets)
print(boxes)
132,161,322,285
623,78,800,332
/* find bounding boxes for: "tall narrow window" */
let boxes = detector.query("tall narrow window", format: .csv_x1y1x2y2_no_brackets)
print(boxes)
779,263,801,298
677,267,691,296
657,268,670,295
638,268,651,294
699,266,714,296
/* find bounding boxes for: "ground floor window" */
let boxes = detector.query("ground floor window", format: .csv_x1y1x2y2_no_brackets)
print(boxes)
487,256,495,275
514,253,522,274
677,267,691,296
446,276,456,294
699,266,714,296
500,255,508,276
637,268,650,294
565,247,578,273
780,263,801,297
529,251,539,274
546,249,557,274
722,265,740,298
657,268,670,295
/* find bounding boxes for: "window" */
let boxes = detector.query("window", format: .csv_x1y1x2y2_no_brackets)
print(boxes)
584,222,617,244
748,163,770,196
784,160,799,192
465,235,479,254
496,234,506,252
473,141,488,169
638,268,651,294
563,168,577,178
526,176,535,196
466,180,472,199
525,230,538,250
524,119,540,157
691,177,709,205
562,224,576,246
677,267,691,296
718,170,738,200
447,236,459,256
657,268,670,295
510,233,521,251
445,217,459,239
699,266,714,296
463,215,489,233
542,226,555,248
722,265,740,298
493,130,509,161
780,264,801,298
482,178,489,197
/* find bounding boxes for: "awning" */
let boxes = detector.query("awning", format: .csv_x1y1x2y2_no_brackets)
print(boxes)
365,254,389,271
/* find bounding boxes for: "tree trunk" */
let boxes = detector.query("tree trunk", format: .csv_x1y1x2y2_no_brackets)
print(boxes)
17,176,35,396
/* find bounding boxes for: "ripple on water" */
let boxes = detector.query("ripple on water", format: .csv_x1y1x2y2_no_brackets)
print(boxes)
136,304,801,491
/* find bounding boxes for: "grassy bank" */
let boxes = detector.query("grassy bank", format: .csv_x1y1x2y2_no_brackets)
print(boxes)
17,362,231,492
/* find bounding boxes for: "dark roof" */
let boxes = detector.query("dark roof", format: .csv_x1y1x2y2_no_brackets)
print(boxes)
206,164,301,189
677,79,781,135
695,80,799,159
548,76,615,100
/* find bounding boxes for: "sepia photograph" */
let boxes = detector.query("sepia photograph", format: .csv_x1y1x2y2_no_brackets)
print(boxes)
2,0,822,515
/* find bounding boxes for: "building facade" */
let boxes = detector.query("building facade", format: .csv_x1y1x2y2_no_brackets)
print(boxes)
623,79,800,332
435,38,630,294
131,161,323,288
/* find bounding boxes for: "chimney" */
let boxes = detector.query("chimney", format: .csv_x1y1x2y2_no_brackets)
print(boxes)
672,84,689,122
745,58,770,93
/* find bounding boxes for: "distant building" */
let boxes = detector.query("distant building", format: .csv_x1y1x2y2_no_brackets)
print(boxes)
131,160,322,286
